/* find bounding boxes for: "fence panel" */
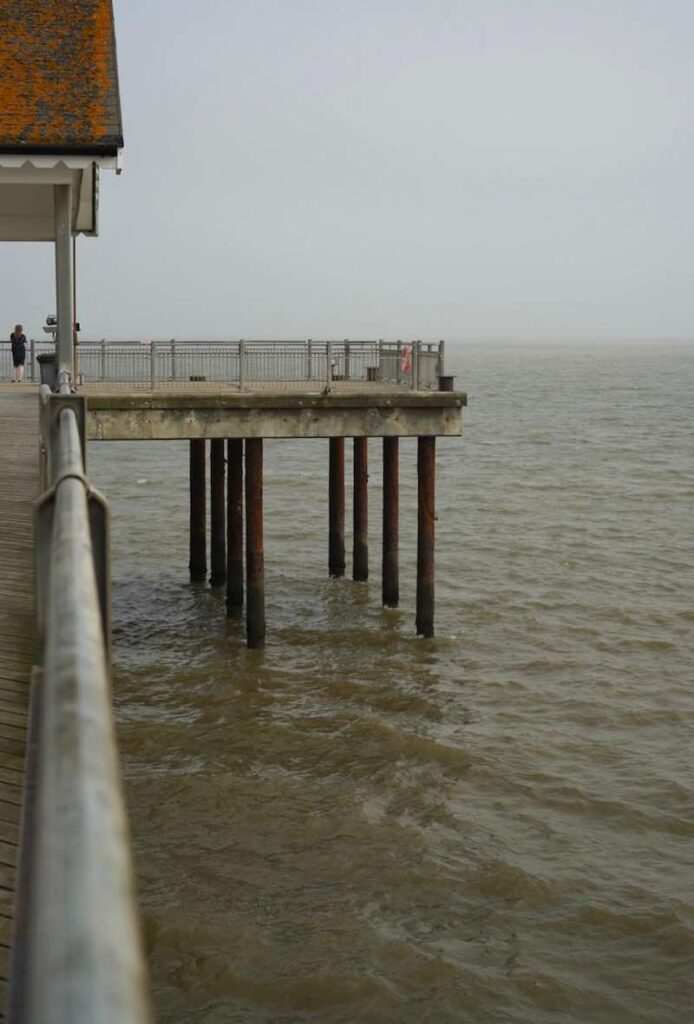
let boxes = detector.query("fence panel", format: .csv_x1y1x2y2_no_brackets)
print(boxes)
0,340,446,390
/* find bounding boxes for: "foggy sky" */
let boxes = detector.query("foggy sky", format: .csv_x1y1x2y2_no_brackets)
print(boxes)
2,0,694,341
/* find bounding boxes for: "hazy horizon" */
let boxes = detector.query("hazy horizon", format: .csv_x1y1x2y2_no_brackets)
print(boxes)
2,0,693,342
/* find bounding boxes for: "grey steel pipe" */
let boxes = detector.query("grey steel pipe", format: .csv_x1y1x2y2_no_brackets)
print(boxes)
22,407,150,1024
53,184,74,388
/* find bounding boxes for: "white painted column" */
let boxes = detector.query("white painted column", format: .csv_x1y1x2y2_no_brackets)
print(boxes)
54,184,74,388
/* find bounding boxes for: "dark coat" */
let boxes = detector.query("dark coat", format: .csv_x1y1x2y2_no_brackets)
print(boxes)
10,333,27,364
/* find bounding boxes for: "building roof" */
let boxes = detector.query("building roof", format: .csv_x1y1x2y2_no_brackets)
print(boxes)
0,0,123,155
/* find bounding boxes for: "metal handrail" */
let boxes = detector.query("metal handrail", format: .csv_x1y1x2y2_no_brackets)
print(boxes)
10,392,150,1023
0,339,446,391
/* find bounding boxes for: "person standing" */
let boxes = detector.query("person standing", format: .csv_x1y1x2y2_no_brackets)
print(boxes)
10,325,27,383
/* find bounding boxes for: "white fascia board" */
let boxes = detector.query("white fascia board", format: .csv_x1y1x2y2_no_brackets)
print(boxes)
76,165,98,236
0,153,120,171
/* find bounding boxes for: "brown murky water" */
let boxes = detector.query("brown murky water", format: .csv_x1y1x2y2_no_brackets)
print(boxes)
90,341,694,1023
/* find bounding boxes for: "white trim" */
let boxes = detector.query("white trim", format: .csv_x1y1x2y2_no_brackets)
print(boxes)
0,153,120,171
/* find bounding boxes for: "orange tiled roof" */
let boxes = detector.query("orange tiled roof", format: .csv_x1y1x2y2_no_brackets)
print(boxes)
0,0,122,153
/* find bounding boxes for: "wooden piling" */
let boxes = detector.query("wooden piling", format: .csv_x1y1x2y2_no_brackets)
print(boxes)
210,438,226,586
226,438,244,612
353,437,368,581
382,437,399,607
189,439,206,582
329,437,345,577
245,438,266,648
416,436,435,637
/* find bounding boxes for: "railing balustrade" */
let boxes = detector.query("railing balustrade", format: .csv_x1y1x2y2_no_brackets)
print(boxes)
0,339,445,390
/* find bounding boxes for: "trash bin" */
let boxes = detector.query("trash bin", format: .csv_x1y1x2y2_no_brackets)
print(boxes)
37,353,58,390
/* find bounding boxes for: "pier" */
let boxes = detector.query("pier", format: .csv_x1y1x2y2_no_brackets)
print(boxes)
75,339,464,644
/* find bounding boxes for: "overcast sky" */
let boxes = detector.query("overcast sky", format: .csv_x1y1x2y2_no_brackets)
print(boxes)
3,0,693,340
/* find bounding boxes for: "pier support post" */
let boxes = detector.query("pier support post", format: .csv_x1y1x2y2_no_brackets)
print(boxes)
382,437,399,607
210,439,226,586
189,439,207,582
226,438,244,612
329,437,345,577
416,436,435,637
353,437,368,581
245,438,266,648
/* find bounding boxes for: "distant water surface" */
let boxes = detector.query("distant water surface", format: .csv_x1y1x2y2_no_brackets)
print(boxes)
90,340,694,1024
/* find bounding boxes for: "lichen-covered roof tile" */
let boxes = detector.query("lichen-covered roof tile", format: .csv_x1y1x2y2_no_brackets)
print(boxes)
0,0,123,152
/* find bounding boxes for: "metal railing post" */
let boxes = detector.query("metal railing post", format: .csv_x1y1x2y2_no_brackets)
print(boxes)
307,339,313,381
326,342,333,387
438,339,445,378
410,341,417,390
29,338,36,382
100,339,106,381
239,339,246,391
171,339,177,381
396,340,402,385
150,341,156,390
344,339,350,380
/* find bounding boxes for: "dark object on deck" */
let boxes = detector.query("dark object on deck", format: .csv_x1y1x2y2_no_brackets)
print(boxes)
36,353,57,390
438,375,455,392
416,436,435,637
189,440,206,582
245,438,265,648
209,439,226,586
329,438,345,577
382,437,399,607
226,439,243,612
366,366,378,382
353,437,368,581
189,375,206,382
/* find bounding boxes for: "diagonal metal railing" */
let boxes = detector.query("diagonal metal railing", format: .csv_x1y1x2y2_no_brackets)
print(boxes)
8,386,150,1023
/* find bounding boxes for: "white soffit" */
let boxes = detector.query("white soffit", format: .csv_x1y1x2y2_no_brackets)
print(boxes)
0,153,120,241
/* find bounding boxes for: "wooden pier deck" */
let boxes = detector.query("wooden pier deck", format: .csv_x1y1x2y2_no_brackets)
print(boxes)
0,388,38,1015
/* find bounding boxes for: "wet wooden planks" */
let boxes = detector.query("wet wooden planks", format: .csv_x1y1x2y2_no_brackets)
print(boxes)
0,390,38,1014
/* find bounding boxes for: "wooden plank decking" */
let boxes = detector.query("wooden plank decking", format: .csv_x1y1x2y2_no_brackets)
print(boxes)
0,388,38,1014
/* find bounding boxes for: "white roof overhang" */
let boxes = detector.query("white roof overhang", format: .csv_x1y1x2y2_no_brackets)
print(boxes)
0,153,121,241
